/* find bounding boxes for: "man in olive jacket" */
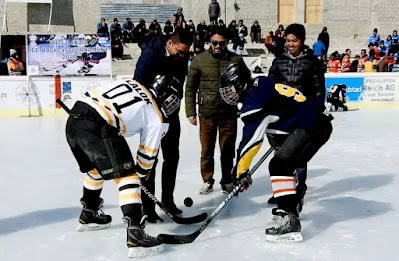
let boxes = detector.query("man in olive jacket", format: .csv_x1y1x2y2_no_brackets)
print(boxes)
185,27,243,195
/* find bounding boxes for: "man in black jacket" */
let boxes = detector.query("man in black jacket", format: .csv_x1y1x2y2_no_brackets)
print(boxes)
267,23,325,210
134,30,193,223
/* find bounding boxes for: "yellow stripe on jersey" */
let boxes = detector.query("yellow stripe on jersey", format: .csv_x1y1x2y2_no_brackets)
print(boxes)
90,89,114,125
237,143,263,178
137,84,163,123
139,145,158,155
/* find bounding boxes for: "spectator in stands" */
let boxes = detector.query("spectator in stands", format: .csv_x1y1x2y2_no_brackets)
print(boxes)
368,43,380,60
134,30,193,223
197,19,209,43
341,49,351,72
250,20,261,43
368,28,381,46
217,19,226,30
364,49,377,72
275,24,285,56
186,20,196,39
327,51,341,73
313,36,326,59
111,33,123,60
173,7,185,30
357,49,368,72
122,18,135,43
319,27,330,55
149,20,162,36
194,35,205,54
350,55,360,72
265,31,274,54
164,20,174,36
110,18,121,34
7,49,24,76
171,16,177,28
133,19,146,41
209,0,221,26
232,19,248,55
228,20,238,43
378,40,388,56
378,53,394,72
385,34,392,51
392,30,399,41
138,29,153,49
97,18,109,34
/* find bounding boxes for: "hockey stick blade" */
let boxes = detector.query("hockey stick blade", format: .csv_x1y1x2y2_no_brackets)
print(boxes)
166,211,208,225
140,184,207,225
158,147,274,244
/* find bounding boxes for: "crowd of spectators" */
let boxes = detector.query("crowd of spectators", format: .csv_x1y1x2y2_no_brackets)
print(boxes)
323,28,399,73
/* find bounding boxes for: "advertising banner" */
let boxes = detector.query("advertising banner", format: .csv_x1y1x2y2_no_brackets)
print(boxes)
362,76,399,102
325,77,363,102
26,34,112,76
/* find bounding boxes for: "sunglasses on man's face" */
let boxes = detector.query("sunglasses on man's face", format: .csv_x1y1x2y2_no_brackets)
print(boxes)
211,40,227,47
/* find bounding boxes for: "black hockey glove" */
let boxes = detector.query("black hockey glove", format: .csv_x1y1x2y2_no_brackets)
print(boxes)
232,167,252,192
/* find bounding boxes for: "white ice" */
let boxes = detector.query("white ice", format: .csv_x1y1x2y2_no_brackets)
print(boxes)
1,108,398,261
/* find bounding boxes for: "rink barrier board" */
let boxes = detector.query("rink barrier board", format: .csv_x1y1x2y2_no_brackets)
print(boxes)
1,73,399,117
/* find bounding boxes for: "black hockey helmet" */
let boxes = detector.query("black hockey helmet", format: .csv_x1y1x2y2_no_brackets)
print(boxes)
220,62,252,105
150,75,183,117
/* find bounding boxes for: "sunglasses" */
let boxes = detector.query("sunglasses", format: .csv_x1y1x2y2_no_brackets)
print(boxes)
211,40,227,47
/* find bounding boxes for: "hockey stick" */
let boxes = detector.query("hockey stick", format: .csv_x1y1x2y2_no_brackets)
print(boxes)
158,146,274,244
140,184,207,225
56,98,207,225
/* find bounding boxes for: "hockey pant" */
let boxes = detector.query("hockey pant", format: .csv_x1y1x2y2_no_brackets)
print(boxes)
66,105,142,222
268,125,332,215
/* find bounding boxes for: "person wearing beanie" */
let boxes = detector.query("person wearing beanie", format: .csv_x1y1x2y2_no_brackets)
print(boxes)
7,49,24,75
266,23,325,208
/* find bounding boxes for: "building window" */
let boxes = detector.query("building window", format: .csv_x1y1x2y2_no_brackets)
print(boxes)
305,0,321,24
278,0,296,24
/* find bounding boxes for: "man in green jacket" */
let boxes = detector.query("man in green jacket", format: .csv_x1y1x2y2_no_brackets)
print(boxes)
185,27,244,194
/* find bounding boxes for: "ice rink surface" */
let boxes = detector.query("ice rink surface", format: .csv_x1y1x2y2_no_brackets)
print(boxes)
1,108,398,261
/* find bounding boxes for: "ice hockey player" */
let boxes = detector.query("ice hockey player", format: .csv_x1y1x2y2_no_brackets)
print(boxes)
219,63,333,242
64,75,182,258
326,84,348,112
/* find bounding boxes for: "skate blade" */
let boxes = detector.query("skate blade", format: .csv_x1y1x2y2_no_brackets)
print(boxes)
77,223,111,232
266,232,303,242
128,245,164,258
271,215,301,221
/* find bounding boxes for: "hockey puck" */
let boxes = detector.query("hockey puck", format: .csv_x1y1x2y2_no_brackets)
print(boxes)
184,197,193,207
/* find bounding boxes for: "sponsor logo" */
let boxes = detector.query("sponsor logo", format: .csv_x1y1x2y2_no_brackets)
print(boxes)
346,87,362,92
124,162,133,170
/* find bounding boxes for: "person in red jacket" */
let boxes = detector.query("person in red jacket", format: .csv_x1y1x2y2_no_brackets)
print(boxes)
341,49,351,72
327,52,341,73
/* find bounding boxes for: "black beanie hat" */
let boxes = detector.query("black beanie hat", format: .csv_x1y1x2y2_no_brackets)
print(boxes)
285,23,306,42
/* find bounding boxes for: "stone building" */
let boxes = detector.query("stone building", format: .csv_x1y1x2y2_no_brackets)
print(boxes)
1,0,399,54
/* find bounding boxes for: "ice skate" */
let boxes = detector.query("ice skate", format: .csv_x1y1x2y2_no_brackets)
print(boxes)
124,216,163,258
266,208,303,242
77,198,112,232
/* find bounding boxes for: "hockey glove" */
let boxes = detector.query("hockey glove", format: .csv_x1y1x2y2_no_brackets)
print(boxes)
232,167,252,192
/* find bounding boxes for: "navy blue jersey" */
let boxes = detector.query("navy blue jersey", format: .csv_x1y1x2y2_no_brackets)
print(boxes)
235,76,332,176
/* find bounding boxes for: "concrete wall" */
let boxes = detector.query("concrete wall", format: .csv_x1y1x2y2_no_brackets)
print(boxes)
2,0,399,51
